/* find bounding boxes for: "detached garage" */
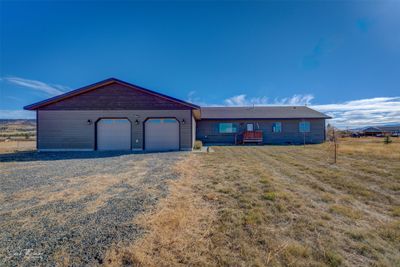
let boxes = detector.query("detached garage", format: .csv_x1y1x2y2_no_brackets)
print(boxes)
24,78,200,152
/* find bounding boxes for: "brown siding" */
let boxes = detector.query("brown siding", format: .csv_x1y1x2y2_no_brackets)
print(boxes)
40,83,191,110
192,115,196,148
38,110,192,150
196,119,326,145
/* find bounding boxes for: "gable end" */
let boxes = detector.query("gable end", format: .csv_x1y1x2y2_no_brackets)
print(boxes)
24,78,199,110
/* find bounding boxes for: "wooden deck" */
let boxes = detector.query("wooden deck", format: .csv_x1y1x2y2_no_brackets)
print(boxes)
242,131,263,144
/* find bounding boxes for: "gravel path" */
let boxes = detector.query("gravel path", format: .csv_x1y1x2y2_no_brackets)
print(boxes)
0,151,186,266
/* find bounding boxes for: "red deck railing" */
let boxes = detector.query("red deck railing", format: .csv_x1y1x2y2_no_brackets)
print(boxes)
243,130,263,143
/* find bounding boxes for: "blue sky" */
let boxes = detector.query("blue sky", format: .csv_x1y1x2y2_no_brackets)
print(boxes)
1,1,399,127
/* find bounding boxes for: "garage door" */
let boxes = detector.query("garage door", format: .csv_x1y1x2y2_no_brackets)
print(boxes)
97,119,131,150
145,118,179,151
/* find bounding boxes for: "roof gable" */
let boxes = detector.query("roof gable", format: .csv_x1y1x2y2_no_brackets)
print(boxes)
24,78,200,110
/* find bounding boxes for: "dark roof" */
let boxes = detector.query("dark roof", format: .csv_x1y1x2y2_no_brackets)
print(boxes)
362,127,383,132
362,126,400,133
24,78,200,110
200,106,331,119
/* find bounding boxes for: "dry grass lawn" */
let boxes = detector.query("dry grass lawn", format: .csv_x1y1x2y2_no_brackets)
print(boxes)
113,138,400,267
0,140,35,153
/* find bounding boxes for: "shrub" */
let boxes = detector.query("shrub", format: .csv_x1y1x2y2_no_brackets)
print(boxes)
193,140,203,150
384,135,392,144
324,250,343,267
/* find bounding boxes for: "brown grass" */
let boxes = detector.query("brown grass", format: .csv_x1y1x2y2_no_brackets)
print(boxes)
104,155,216,266
0,140,35,153
115,138,400,266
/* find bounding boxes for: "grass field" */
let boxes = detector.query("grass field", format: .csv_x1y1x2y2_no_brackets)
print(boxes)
0,119,36,141
1,137,399,266
0,119,36,153
112,138,400,267
0,141,35,153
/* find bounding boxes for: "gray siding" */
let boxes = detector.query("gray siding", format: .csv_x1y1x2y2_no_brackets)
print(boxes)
38,110,192,150
40,83,191,110
196,119,326,145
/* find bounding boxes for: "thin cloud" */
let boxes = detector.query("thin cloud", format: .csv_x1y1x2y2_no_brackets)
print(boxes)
301,36,343,70
273,94,314,106
3,76,69,96
224,94,313,106
312,97,400,128
224,94,265,106
0,110,35,119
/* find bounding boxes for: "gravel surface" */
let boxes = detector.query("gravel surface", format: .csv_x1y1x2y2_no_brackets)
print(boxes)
0,151,186,266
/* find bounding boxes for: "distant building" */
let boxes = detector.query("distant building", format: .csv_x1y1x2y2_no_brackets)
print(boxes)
362,126,400,136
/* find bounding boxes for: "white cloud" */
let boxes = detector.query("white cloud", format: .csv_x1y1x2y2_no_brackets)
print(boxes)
3,76,69,96
188,92,400,128
0,110,35,119
273,94,314,106
311,97,400,128
223,94,313,106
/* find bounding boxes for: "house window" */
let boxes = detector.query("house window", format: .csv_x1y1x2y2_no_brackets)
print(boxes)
299,121,310,133
219,123,237,133
272,122,282,133
246,123,254,131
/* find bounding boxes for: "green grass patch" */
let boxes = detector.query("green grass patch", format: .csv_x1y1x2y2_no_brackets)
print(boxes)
262,192,277,201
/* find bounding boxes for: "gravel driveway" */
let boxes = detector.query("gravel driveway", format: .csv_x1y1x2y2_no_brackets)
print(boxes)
0,151,185,266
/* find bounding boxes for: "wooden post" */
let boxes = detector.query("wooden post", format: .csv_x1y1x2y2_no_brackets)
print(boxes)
333,128,337,164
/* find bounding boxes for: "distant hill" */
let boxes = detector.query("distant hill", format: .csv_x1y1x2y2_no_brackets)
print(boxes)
0,119,36,125
0,119,36,140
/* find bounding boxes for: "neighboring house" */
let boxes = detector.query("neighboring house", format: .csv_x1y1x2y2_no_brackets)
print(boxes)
362,127,384,136
362,126,400,136
24,78,331,151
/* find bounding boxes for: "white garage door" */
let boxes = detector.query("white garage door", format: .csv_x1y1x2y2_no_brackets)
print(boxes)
145,118,179,151
97,119,131,150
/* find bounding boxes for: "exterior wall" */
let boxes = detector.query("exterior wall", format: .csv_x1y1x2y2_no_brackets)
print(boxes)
192,114,196,148
37,110,192,150
196,119,326,145
40,83,191,110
